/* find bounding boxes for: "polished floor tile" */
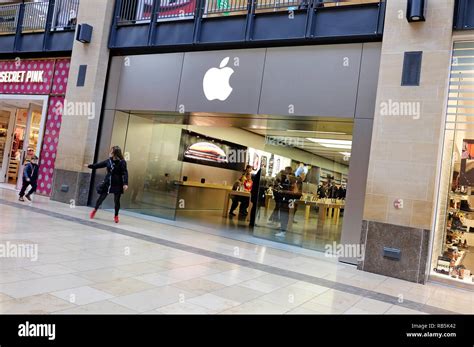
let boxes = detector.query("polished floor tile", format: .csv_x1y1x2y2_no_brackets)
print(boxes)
155,302,217,314
0,294,75,314
0,274,93,299
55,300,137,314
211,285,264,303
188,293,241,312
110,287,198,312
91,278,156,297
173,278,226,295
0,188,471,315
51,286,114,306
221,299,289,314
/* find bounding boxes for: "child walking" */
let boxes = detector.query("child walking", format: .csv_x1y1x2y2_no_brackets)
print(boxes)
19,155,39,202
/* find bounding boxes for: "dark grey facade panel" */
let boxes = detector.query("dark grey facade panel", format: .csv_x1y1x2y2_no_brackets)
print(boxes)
112,44,381,118
77,65,87,87
339,117,374,265
115,53,185,111
355,42,382,119
176,49,266,114
401,51,423,86
259,44,363,117
104,57,125,110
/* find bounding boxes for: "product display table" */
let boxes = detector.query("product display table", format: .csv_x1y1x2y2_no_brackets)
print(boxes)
295,200,319,221
317,200,345,224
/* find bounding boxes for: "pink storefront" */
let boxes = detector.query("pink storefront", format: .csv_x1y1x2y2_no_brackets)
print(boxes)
0,58,70,196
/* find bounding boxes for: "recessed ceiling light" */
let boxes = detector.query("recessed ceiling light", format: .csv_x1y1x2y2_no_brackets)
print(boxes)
319,144,352,149
306,138,352,145
292,130,347,135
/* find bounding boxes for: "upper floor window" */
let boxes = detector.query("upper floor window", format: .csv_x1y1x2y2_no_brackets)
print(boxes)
116,0,381,24
0,0,79,34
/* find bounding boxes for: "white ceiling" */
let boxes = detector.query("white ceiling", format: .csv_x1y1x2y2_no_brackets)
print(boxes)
0,99,43,109
244,128,352,165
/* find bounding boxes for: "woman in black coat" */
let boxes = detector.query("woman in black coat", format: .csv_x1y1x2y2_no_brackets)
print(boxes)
86,146,129,223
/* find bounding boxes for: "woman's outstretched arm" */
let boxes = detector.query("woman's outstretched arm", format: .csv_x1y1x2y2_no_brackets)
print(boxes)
87,159,108,170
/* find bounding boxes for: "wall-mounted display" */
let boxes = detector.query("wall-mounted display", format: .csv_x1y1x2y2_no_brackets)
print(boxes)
460,139,474,186
178,129,247,171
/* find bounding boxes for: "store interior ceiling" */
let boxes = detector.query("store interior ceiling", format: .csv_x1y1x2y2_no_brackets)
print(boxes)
0,99,42,109
125,110,354,165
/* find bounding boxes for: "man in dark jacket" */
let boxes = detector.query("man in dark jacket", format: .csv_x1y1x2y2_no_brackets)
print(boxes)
19,156,39,202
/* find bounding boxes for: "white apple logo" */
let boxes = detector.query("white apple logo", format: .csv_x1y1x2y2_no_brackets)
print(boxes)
203,57,234,101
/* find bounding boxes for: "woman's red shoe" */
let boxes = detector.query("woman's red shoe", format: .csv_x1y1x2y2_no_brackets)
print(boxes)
114,216,119,223
90,209,97,219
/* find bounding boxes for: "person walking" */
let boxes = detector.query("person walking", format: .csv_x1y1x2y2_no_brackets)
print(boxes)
18,155,39,202
85,146,129,223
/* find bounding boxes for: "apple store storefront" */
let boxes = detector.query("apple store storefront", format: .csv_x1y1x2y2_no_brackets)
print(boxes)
94,43,381,256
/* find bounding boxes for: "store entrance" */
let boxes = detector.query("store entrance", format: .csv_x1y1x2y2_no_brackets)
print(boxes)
0,98,45,187
104,111,354,252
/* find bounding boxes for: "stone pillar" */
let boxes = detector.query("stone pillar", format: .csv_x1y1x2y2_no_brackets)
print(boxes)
359,0,455,283
51,0,115,205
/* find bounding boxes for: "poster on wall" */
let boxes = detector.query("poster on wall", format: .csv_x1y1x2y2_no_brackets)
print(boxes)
460,139,474,186
178,129,247,171
159,0,196,18
271,155,292,177
247,148,272,175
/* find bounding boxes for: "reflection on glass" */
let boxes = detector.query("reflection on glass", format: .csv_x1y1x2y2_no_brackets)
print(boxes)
103,112,183,220
432,41,474,287
252,131,351,251
106,111,353,253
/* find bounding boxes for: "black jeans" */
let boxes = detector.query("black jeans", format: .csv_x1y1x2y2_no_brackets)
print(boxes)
230,196,249,215
19,179,37,198
95,192,122,216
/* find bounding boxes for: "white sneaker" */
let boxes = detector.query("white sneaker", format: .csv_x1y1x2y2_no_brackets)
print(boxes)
275,232,286,237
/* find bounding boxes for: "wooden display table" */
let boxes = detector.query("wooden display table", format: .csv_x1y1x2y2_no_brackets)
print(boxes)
295,200,319,221
317,200,345,224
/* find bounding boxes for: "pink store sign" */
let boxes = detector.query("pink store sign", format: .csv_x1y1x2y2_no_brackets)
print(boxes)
1,58,70,196
0,58,69,95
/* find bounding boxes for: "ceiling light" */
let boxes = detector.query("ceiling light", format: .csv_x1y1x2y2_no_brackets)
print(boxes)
306,138,352,145
292,130,347,135
319,144,352,149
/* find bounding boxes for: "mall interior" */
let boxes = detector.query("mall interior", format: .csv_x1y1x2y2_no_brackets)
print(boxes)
0,0,473,316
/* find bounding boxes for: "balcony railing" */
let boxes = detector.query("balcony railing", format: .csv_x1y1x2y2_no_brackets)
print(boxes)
52,0,79,30
0,4,19,34
0,0,79,35
22,1,49,32
116,0,380,24
204,0,247,16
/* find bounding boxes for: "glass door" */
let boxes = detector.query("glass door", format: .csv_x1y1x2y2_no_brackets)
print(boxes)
251,117,353,252
15,105,43,189
0,109,14,183
8,108,28,185
98,111,185,220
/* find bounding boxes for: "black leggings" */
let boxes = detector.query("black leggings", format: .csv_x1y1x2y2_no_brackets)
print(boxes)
95,192,122,216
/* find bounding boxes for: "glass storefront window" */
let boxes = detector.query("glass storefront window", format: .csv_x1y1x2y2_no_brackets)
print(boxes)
103,111,353,252
432,41,474,288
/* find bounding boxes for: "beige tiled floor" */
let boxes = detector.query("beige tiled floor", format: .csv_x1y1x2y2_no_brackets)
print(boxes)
0,188,472,314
